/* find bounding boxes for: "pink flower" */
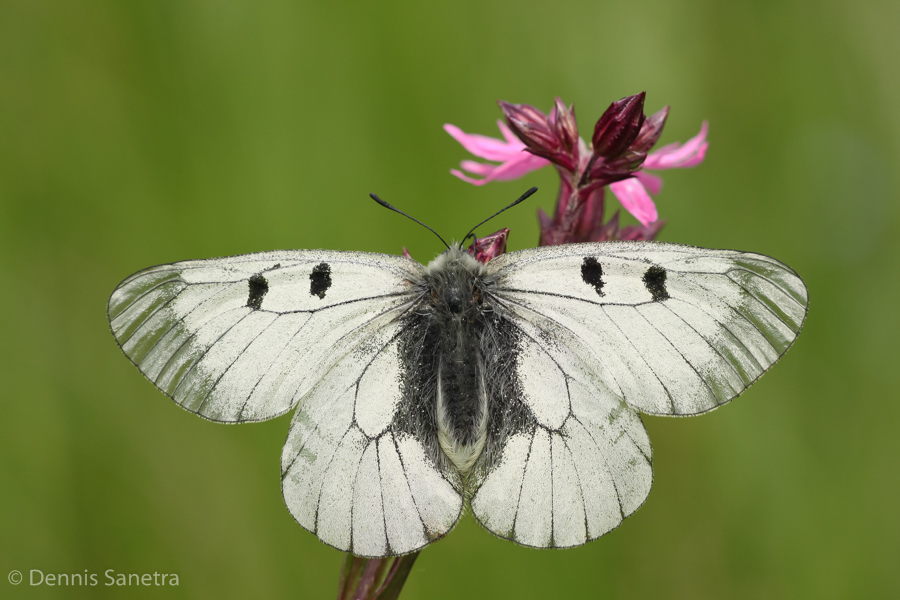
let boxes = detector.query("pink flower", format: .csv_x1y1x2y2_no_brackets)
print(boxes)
445,95,709,241
443,121,549,185
608,120,709,225
643,121,709,171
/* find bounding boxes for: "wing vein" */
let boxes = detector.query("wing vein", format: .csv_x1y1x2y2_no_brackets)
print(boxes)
390,433,429,534
673,296,767,374
600,305,677,414
559,433,590,544
661,301,746,385
376,438,393,556
171,308,255,399
240,295,421,422
726,267,805,309
568,414,626,520
635,306,721,408
310,426,355,536
195,313,280,416
727,275,800,332
282,291,420,316
279,307,417,479
347,438,370,555
510,425,538,541
113,280,185,342
690,277,780,355
549,429,555,546
140,284,239,377
486,291,628,404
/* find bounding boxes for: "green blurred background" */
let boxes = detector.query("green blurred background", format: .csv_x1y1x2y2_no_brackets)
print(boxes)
1,0,897,598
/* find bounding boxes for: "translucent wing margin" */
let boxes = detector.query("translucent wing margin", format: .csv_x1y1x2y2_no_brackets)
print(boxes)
280,322,463,557
108,250,423,423
487,241,808,416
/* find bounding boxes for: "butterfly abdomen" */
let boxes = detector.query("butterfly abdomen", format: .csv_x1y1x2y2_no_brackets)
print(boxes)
419,249,493,476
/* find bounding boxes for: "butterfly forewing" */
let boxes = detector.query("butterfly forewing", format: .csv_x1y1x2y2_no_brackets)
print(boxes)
108,250,424,422
487,241,808,416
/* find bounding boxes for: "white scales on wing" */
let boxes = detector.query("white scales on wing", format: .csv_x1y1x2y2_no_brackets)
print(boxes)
109,251,421,423
109,240,808,556
490,242,806,415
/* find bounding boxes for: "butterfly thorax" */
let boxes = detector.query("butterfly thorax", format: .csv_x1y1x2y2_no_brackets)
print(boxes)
419,248,493,477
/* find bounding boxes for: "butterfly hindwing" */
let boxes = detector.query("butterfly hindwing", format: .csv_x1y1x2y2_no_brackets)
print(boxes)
280,321,464,557
469,240,806,547
470,309,653,548
108,250,422,422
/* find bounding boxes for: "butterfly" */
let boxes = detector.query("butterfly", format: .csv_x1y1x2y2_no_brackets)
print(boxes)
108,193,808,558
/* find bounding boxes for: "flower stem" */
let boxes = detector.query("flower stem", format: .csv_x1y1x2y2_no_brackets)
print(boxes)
337,552,421,600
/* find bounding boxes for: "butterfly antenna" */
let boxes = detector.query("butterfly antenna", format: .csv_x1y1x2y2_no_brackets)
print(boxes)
370,193,451,250
463,187,538,242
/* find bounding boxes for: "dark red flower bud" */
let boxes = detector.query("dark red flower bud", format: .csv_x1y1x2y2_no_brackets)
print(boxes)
500,101,556,148
500,100,579,172
591,92,646,158
589,149,647,184
631,106,669,153
551,97,579,163
468,228,510,263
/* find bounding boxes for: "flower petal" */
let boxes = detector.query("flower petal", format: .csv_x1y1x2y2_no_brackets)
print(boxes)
450,169,491,186
631,106,669,153
609,178,658,226
505,153,552,177
450,152,549,186
497,120,519,144
635,170,663,195
459,160,497,176
643,121,708,170
444,123,525,162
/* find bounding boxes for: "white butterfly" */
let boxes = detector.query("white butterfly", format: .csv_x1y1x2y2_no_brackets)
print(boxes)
108,231,807,557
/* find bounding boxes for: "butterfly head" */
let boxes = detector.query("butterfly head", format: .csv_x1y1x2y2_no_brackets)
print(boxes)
423,246,489,317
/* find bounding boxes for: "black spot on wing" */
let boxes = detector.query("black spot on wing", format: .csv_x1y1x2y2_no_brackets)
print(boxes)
581,257,605,297
643,265,670,301
309,262,332,299
247,273,268,309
